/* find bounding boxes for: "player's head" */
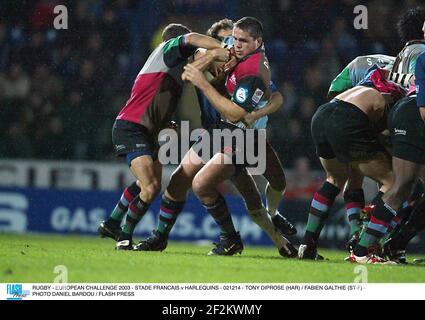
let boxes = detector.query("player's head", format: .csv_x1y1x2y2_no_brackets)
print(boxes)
162,23,192,42
396,7,425,43
232,17,263,59
207,18,233,40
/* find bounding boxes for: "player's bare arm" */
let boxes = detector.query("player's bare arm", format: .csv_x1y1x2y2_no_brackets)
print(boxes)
189,48,230,72
242,91,283,126
182,64,246,122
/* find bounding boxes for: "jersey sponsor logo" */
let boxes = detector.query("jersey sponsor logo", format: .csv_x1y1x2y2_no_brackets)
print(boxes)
235,87,248,104
394,128,407,136
252,88,264,104
229,74,237,85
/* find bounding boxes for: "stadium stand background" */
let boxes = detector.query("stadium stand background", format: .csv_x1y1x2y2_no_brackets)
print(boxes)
1,0,424,250
1,0,421,167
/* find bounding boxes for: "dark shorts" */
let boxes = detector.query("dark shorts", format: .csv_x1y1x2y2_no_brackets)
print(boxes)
193,121,265,176
311,99,385,163
388,96,425,164
112,120,159,161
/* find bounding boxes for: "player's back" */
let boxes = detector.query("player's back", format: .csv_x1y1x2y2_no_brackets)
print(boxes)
328,54,395,96
117,36,196,135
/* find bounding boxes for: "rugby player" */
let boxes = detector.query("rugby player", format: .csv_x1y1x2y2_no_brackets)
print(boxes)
99,23,230,250
351,8,425,263
179,17,297,257
298,67,404,262
136,18,296,257
327,54,395,251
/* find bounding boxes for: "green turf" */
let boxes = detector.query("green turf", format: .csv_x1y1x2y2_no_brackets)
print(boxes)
1,234,425,283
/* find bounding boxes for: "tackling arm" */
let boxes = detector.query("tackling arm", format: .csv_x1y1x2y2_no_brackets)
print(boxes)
182,64,247,123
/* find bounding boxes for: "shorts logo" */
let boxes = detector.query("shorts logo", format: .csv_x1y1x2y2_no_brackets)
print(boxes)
136,143,146,148
235,87,248,104
115,145,126,151
252,88,264,104
394,128,407,136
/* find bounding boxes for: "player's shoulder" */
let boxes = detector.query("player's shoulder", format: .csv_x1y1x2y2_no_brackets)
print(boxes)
236,51,268,78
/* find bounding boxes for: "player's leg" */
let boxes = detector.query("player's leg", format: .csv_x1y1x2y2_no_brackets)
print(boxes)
192,153,243,255
343,170,365,251
352,156,419,260
110,119,161,249
135,148,205,251
384,191,425,263
299,101,345,259
263,141,297,236
299,157,347,259
232,169,297,257
116,154,162,249
98,181,141,240
352,97,425,262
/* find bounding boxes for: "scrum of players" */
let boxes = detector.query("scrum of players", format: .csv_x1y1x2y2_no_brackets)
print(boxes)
98,8,425,265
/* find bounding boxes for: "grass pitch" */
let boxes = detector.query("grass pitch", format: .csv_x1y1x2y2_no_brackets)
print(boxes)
1,234,425,283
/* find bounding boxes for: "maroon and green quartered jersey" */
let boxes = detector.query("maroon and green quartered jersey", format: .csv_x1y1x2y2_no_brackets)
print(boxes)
224,48,271,129
117,35,196,135
328,54,395,94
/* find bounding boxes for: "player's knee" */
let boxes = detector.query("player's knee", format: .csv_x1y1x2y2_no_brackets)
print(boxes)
192,176,209,198
142,181,161,202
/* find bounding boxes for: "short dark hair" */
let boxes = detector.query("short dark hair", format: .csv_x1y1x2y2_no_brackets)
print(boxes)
162,23,191,41
397,7,425,43
234,17,263,39
207,18,234,40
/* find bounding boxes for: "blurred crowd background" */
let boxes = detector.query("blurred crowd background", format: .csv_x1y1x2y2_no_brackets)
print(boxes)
0,0,422,173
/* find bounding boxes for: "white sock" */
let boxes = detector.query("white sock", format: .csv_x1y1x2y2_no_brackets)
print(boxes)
248,207,288,250
265,183,284,217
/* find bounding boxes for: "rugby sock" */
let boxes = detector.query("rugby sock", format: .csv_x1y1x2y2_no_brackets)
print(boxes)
266,183,284,217
394,196,425,249
110,182,140,224
203,194,236,236
248,207,286,249
382,202,409,243
120,196,150,239
354,198,397,257
157,194,185,237
344,189,365,236
304,182,340,248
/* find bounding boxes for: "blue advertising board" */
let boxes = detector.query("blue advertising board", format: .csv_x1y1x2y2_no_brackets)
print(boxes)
0,187,423,252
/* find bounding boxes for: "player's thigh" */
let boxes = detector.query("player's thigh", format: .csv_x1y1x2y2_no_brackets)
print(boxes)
351,152,393,192
166,149,205,200
320,157,349,189
193,153,235,192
